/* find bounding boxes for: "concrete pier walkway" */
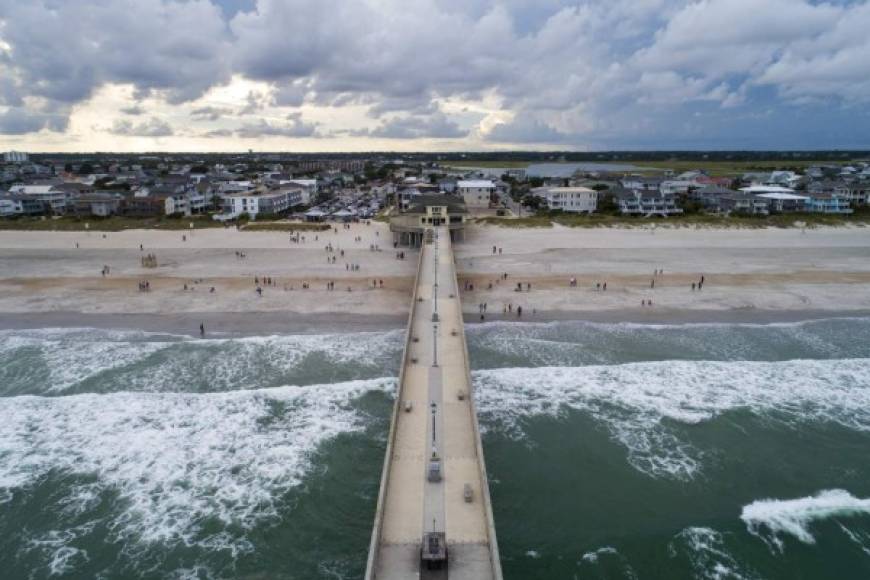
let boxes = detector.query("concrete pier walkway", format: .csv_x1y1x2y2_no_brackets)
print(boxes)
366,227,501,580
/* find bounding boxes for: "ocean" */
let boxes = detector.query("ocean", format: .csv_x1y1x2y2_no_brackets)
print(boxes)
1,318,870,579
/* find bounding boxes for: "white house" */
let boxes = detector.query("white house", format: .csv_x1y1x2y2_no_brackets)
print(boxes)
220,188,304,220
533,186,597,213
7,184,68,213
456,179,495,209
165,194,190,216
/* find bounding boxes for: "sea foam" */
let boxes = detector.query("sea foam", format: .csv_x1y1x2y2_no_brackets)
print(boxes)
0,378,393,567
0,327,403,395
669,527,758,580
467,317,870,368
740,489,870,552
473,358,870,478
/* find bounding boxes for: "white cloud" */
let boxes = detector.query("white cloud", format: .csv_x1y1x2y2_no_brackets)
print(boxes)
2,0,870,149
108,117,174,137
236,113,319,138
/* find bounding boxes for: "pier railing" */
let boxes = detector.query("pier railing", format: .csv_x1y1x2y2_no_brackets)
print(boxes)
363,244,425,580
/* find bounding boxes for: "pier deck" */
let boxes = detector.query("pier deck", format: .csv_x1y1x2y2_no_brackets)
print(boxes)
366,226,501,579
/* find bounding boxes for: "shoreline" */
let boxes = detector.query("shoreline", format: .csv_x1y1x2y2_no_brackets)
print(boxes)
463,308,870,326
2,308,868,338
0,311,408,337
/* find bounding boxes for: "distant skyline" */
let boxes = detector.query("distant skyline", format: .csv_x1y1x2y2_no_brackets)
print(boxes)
1,0,870,153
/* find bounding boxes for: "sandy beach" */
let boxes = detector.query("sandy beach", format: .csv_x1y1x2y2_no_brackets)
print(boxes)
456,224,870,319
1,222,869,332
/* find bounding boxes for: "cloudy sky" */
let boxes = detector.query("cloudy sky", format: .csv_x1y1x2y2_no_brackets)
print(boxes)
1,0,869,152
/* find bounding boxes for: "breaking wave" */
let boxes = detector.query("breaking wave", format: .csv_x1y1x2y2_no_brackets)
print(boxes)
466,317,870,368
0,327,403,395
472,358,870,478
0,378,393,571
741,489,870,552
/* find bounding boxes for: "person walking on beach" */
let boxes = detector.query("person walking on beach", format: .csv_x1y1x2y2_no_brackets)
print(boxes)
603,282,607,291
651,279,655,289
517,306,523,318
199,323,205,337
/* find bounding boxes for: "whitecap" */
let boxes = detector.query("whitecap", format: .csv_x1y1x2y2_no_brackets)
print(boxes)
669,527,757,580
473,358,870,478
580,545,618,563
0,327,403,395
0,378,393,556
741,489,870,552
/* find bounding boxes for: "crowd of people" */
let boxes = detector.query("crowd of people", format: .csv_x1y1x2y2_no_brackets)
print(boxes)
458,259,710,319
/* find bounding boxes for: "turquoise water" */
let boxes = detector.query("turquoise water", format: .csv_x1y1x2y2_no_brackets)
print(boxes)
1,318,870,578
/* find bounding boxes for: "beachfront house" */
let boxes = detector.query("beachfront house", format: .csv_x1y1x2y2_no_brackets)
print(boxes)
717,193,771,215
71,193,123,217
615,190,683,217
7,184,69,214
741,186,808,213
0,193,46,216
219,187,305,220
808,181,867,206
121,195,165,217
803,193,853,214
456,179,495,209
532,186,597,213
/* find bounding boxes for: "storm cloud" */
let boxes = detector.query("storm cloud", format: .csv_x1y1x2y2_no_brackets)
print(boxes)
1,0,870,148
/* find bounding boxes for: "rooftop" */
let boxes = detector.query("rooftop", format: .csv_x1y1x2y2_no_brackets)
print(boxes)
457,180,495,188
407,194,469,214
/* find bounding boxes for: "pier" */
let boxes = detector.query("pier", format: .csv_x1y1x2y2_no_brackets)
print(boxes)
365,226,502,579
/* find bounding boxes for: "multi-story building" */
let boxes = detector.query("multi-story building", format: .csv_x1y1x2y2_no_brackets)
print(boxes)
804,193,853,214
0,194,46,216
221,187,304,220
740,186,808,213
717,193,771,215
615,190,683,217
533,186,597,213
3,151,28,163
456,179,495,209
71,193,123,217
282,179,317,205
7,184,68,214
808,181,867,206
